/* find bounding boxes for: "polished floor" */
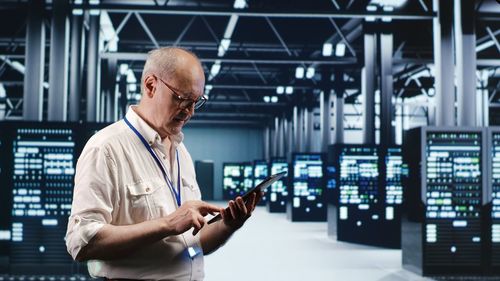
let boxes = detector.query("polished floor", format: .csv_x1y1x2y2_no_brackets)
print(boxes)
204,204,434,281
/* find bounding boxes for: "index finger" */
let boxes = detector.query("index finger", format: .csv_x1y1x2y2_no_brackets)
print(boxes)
198,201,222,216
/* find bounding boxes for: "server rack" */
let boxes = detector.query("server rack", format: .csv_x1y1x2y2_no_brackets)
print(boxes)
287,153,326,222
253,160,269,206
402,127,486,276
267,158,289,213
0,121,107,275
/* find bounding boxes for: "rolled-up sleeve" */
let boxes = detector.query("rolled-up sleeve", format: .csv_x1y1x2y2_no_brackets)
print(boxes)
66,145,117,260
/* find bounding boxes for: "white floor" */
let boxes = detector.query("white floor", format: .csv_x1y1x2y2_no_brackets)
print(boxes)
204,204,434,281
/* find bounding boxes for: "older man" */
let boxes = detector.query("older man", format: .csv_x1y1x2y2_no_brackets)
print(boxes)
66,47,260,280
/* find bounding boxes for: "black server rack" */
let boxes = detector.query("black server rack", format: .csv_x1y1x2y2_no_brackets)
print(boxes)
402,127,486,276
253,160,269,206
0,121,107,275
195,160,214,200
287,153,326,222
267,159,289,213
486,127,500,274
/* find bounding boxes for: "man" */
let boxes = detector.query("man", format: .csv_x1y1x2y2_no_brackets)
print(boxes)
66,47,261,280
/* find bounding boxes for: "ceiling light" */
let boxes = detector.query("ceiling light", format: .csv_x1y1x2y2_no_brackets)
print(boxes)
370,0,407,8
366,5,377,11
119,64,128,75
233,0,247,9
271,96,278,103
285,86,294,95
295,67,304,79
276,86,284,94
322,43,333,56
126,69,136,83
210,62,221,77
306,67,315,79
218,38,231,57
335,43,346,57
263,96,270,103
128,84,137,93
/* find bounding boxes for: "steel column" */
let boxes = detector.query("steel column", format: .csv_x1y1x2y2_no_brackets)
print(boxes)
320,89,333,152
362,31,376,144
48,0,70,121
86,12,100,122
380,32,394,145
68,12,83,121
433,0,455,126
23,0,45,121
455,0,477,126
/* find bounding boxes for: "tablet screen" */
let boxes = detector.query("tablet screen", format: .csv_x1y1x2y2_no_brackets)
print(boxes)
207,171,287,224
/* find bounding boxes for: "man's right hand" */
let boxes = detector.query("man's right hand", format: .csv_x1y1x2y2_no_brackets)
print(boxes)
164,200,222,236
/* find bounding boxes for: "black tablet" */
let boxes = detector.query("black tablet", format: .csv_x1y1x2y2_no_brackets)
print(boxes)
207,171,287,224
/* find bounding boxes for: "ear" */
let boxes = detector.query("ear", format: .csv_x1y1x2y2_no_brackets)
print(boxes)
143,74,157,98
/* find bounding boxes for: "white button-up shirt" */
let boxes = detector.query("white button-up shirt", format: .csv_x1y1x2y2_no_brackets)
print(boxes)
66,107,205,280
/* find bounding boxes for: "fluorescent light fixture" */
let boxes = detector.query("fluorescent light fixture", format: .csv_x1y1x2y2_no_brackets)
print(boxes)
271,96,278,103
134,93,141,100
476,40,495,52
335,43,346,57
210,62,221,77
126,69,136,83
89,0,99,4
306,67,315,79
233,0,247,9
0,83,6,98
295,67,304,79
72,9,83,15
383,6,394,11
382,17,392,22
276,86,284,94
322,43,333,56
10,61,25,73
205,85,213,91
263,96,270,103
365,16,376,22
218,38,231,57
285,86,293,95
89,9,100,16
371,0,407,8
366,5,377,11
119,64,128,75
74,0,83,4
128,84,137,93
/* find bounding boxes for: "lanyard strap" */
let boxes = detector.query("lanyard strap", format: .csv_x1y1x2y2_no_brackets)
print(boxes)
123,117,181,207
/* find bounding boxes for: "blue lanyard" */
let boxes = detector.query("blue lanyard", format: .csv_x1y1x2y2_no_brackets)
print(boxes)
123,117,182,207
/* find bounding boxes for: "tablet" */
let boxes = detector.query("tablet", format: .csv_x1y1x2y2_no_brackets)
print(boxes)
207,171,287,224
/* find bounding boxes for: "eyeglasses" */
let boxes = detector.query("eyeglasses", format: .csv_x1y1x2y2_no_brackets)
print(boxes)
155,75,208,110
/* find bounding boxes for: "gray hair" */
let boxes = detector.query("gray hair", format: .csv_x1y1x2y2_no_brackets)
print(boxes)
140,47,200,94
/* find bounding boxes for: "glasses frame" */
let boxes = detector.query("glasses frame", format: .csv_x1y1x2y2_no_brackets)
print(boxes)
155,75,207,110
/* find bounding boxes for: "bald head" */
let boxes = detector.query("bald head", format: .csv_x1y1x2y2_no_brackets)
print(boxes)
141,47,204,95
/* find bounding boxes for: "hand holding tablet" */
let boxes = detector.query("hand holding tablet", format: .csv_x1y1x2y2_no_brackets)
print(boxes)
208,171,287,224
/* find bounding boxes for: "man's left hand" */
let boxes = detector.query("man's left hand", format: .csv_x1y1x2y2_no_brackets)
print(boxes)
220,191,262,230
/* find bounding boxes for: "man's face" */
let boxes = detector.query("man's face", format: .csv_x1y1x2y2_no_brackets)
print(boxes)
152,62,205,136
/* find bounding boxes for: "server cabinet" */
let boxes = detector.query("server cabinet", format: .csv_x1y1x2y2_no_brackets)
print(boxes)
403,127,486,275
195,160,214,200
287,153,326,222
267,158,289,213
253,160,269,206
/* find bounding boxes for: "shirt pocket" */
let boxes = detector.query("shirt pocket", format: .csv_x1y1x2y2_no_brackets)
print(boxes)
126,178,166,222
182,177,202,201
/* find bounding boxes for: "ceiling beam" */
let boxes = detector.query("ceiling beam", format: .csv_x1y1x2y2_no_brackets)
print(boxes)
70,4,437,20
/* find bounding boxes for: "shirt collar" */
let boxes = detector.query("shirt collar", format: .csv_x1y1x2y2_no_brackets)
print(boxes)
125,106,184,148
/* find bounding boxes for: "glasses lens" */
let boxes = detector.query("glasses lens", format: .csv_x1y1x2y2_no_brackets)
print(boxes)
194,97,206,109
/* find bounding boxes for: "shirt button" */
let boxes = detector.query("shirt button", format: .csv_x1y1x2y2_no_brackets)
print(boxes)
148,141,153,146
163,156,167,160
74,218,80,224
145,187,151,193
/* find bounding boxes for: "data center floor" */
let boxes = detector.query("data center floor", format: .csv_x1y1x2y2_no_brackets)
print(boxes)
205,203,435,281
